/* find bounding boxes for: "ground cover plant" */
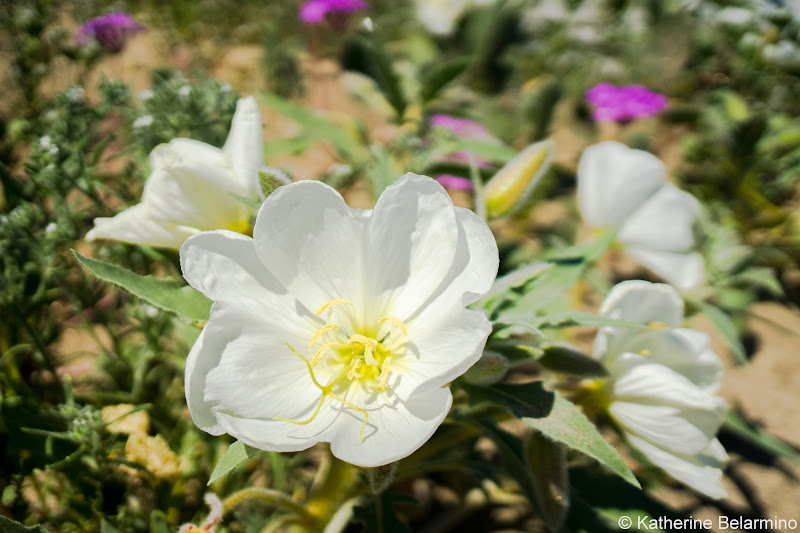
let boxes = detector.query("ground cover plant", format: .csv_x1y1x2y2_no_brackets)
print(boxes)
2,1,800,532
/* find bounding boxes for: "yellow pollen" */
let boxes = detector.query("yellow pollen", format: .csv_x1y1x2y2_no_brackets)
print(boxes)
378,356,392,391
349,334,378,366
647,321,669,330
378,316,409,336
275,343,369,443
311,342,340,366
308,324,339,353
314,299,352,317
347,358,363,380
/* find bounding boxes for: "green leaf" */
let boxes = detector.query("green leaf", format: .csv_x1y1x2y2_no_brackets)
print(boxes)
474,262,552,312
73,251,211,323
0,516,51,533
724,410,799,460
729,267,784,297
526,436,569,532
537,345,608,378
467,383,640,488
208,441,260,485
259,92,363,160
350,34,407,120
100,520,123,533
365,144,402,198
690,299,747,365
419,56,472,103
528,311,650,331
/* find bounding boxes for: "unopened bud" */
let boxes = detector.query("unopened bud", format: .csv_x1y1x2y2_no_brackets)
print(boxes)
463,351,510,385
484,139,554,219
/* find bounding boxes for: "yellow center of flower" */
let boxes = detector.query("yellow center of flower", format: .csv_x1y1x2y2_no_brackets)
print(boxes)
226,219,253,236
274,298,410,443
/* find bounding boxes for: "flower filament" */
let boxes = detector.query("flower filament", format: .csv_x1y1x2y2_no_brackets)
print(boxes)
273,298,410,443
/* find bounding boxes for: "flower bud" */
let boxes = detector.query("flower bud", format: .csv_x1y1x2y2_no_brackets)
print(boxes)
484,139,554,219
462,351,510,386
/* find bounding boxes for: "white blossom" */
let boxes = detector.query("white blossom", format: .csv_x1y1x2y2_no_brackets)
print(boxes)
178,85,191,97
139,89,154,100
577,141,705,291
590,280,728,499
87,97,264,249
180,174,498,466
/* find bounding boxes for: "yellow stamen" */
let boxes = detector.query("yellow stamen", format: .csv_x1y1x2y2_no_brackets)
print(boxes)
347,358,363,380
308,324,338,353
276,344,369,443
647,321,669,330
378,356,392,391
312,342,340,366
314,299,352,316
349,334,377,366
378,316,409,336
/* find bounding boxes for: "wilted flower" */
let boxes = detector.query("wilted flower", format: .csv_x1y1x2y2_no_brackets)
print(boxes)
178,493,223,533
87,97,264,249
586,83,668,123
577,141,704,291
415,0,494,36
180,174,498,466
102,404,150,434
299,0,369,25
76,13,146,53
125,433,181,479
484,139,554,219
584,280,728,498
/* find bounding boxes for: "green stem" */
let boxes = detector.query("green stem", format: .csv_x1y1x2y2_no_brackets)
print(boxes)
222,488,314,525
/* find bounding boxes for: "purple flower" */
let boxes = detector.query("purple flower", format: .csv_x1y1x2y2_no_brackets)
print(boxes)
299,0,369,25
435,175,474,191
430,114,495,167
586,83,667,123
76,13,146,53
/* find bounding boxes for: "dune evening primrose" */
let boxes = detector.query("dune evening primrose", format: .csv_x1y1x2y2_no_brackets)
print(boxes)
180,174,498,467
87,97,264,249
76,13,146,53
586,83,667,123
584,280,728,499
577,141,705,291
299,0,369,25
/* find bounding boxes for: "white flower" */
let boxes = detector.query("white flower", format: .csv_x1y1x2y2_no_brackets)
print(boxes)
590,280,728,499
180,174,498,467
138,89,154,100
178,85,191,97
415,0,494,36
87,97,264,249
577,141,705,291
132,115,153,129
45,222,57,234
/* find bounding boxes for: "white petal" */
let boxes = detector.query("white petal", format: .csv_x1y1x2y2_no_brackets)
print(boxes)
368,173,460,321
599,280,684,326
86,204,197,249
577,141,666,228
626,434,728,499
180,230,315,335
609,353,728,454
143,143,251,231
392,306,491,401
186,303,338,449
223,97,264,199
620,328,723,392
617,184,700,252
593,280,684,360
625,247,706,291
252,180,370,316
330,385,453,467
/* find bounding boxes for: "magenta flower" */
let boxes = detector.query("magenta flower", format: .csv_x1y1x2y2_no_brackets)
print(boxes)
430,114,495,167
586,83,668,123
76,13,146,53
435,175,474,191
299,0,369,25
